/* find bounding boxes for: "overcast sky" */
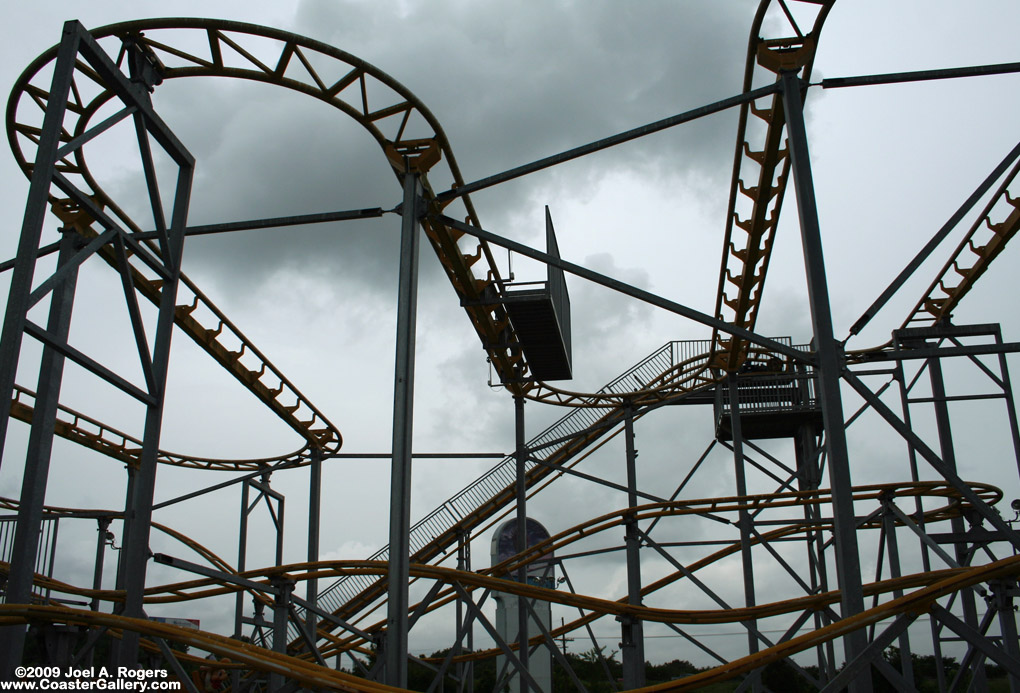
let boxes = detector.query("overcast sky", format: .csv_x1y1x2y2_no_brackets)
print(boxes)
2,0,1019,671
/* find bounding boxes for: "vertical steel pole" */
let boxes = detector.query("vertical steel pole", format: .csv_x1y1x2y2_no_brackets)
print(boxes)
994,330,1020,482
991,580,1020,693
928,355,988,690
455,535,465,691
795,422,834,679
780,70,871,691
0,23,78,475
727,376,761,692
235,479,251,638
43,520,59,605
0,27,83,669
880,495,915,689
273,478,285,567
621,402,646,689
385,170,422,688
895,358,948,689
457,534,474,693
270,579,293,693
514,393,530,693
117,148,193,667
111,32,195,664
232,480,250,693
307,449,322,639
91,518,112,613
0,230,80,672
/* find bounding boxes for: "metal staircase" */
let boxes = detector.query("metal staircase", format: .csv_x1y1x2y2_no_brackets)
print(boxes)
312,339,714,620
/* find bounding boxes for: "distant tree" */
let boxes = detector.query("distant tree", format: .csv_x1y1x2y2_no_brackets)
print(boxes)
646,658,700,684
548,647,623,693
761,658,814,692
873,646,966,692
576,646,618,664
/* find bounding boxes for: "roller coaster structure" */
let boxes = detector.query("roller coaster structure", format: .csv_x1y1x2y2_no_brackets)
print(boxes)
1,3,1020,692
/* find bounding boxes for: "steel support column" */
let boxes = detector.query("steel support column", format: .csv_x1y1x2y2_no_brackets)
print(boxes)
307,449,322,639
995,330,1020,481
991,580,1020,693
270,577,294,693
456,533,474,693
231,480,248,693
117,36,194,665
621,402,646,689
794,422,836,680
0,24,78,474
0,27,82,668
514,392,530,693
89,516,112,670
780,70,870,690
727,376,761,692
894,357,951,690
91,517,112,613
116,206,190,666
879,494,915,689
0,230,80,672
234,479,251,641
385,170,422,688
272,476,285,566
928,355,988,690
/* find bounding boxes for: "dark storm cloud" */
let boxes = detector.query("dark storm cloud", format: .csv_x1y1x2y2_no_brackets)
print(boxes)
116,1,759,298
293,0,755,190
131,75,408,294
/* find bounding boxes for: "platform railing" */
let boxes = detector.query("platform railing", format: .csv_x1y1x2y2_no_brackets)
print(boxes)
309,339,717,627
0,516,60,603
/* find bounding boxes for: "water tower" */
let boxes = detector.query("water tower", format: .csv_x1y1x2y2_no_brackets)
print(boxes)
491,517,556,692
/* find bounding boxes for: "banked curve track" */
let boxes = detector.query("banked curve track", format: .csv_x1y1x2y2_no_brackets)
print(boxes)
0,479,1012,691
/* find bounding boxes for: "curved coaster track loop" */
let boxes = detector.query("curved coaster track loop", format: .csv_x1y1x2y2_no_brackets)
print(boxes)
5,16,529,408
0,479,1013,690
1,544,1017,693
2,1,1020,690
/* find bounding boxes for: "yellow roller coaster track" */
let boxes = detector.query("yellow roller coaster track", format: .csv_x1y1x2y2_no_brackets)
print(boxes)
711,0,834,373
902,158,1020,328
8,3,1013,430
5,6,1020,689
0,478,1012,691
300,480,1001,650
3,550,1018,693
6,17,528,400
0,496,239,580
52,200,341,468
0,604,405,693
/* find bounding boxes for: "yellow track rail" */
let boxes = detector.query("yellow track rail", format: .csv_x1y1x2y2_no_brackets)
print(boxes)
2,477,1012,690
711,0,834,372
300,480,1001,659
7,18,528,396
903,161,1020,327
